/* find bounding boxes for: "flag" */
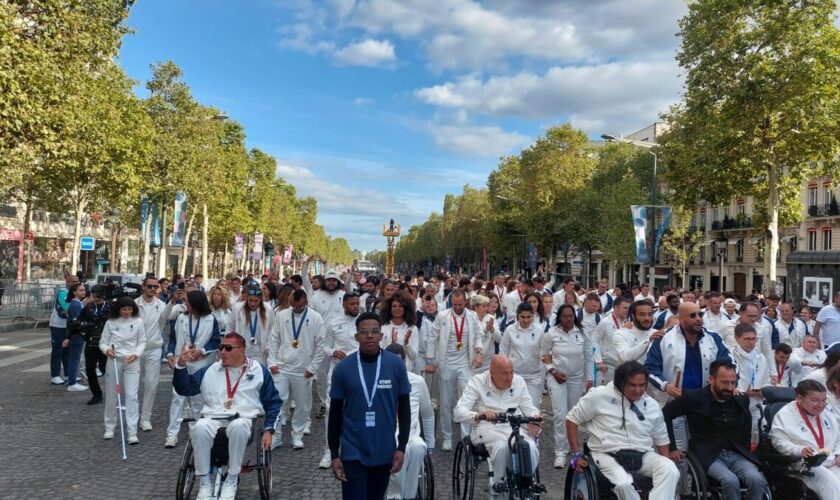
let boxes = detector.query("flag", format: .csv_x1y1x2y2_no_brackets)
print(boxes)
140,196,150,239
253,233,264,261
234,234,243,260
631,205,650,264
283,244,293,265
653,207,672,262
151,202,161,247
171,192,187,247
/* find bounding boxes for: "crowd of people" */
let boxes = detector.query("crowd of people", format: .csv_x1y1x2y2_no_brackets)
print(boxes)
43,264,840,499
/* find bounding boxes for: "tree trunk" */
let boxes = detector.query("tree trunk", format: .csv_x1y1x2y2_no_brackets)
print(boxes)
158,201,168,280
201,203,208,278
765,164,780,295
223,241,229,278
139,203,151,274
178,209,197,276
70,200,87,275
22,202,32,283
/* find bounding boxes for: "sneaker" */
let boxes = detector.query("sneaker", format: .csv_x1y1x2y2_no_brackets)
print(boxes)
141,420,152,431
219,482,238,500
50,376,65,385
87,395,102,405
554,455,567,469
441,439,452,451
292,438,304,450
164,435,178,448
319,450,332,469
270,435,283,450
67,383,88,392
316,404,327,418
196,484,213,500
96,368,103,377
128,435,139,445
103,430,114,440
303,424,311,435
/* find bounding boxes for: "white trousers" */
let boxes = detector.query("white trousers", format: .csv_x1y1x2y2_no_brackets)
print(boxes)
522,373,545,414
191,417,252,476
471,424,538,487
590,451,680,500
315,355,330,406
387,436,427,499
139,346,162,422
104,357,141,435
274,371,311,441
167,390,205,437
804,464,840,500
547,375,584,458
440,363,471,441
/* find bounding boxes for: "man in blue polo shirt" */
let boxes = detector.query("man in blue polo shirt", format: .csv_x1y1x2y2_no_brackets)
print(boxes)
328,311,411,500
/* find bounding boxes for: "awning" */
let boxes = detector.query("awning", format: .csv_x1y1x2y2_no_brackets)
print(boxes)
786,251,840,265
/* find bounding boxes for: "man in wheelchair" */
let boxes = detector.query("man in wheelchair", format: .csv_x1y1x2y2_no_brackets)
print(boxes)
770,379,840,499
174,332,283,500
453,354,541,495
663,359,768,499
565,361,680,500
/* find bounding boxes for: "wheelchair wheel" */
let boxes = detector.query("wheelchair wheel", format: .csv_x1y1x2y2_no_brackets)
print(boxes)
452,438,475,500
677,452,707,500
176,441,196,500
416,451,434,500
564,463,599,500
257,447,272,500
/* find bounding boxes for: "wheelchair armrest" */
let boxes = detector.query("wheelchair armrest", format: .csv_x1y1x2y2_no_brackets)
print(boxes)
759,452,802,465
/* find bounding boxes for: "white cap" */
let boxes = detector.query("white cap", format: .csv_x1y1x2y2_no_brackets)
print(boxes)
723,298,737,305
324,270,344,284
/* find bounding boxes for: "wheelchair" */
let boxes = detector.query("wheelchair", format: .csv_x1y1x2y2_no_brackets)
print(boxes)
451,410,545,500
175,412,272,500
415,450,434,500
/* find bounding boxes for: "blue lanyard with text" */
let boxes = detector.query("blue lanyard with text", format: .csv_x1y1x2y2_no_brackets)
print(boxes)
356,351,382,409
189,315,200,345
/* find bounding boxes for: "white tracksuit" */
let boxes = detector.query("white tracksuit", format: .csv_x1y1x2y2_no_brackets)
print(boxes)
500,322,545,411
703,310,731,334
267,306,325,442
771,402,840,500
731,346,770,443
426,308,482,443
227,306,272,363
212,307,231,336
592,313,624,384
473,311,503,373
303,266,345,407
380,321,420,373
775,318,808,349
772,357,802,388
540,325,592,459
795,347,827,384
566,383,679,500
387,371,435,499
166,313,220,437
613,326,653,365
503,290,525,317
454,372,540,491
99,317,147,436
135,296,167,424
321,313,358,450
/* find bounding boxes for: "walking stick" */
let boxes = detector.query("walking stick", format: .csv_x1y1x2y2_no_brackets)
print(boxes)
112,345,128,461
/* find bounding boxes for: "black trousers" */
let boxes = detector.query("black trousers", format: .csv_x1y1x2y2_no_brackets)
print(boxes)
341,460,391,500
85,341,107,397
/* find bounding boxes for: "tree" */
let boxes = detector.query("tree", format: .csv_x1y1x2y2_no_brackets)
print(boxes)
659,205,704,288
660,0,840,294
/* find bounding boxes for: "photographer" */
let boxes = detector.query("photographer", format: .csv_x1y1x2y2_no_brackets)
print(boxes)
73,285,110,404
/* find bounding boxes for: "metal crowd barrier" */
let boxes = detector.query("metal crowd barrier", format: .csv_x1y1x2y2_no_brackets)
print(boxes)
0,282,63,329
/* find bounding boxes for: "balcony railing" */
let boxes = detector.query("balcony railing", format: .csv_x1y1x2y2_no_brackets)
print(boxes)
711,217,754,230
826,203,840,216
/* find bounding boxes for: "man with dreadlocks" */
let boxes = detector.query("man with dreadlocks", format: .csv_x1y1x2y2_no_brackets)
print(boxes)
566,361,679,499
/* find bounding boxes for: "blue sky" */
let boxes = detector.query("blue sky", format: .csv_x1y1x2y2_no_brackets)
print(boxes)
118,0,688,251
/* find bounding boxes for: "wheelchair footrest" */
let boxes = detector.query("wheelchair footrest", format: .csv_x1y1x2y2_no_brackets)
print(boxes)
492,482,509,493
240,460,255,474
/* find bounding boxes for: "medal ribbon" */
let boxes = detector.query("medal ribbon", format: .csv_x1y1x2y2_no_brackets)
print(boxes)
776,362,785,382
249,310,258,342
189,315,200,345
292,308,308,343
612,313,620,329
797,404,825,448
453,313,466,345
226,359,250,401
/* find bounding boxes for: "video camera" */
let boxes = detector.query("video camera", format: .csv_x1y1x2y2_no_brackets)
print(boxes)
98,279,142,302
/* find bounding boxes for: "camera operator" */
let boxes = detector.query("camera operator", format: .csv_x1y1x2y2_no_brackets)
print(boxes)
74,285,110,404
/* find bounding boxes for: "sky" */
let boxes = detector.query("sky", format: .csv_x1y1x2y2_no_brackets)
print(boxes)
118,0,689,252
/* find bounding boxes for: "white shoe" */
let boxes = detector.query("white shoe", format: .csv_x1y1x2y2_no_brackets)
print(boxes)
141,420,152,431
292,438,304,450
96,368,104,377
319,450,331,469
554,455,567,468
103,430,114,440
442,439,452,451
50,376,65,385
67,383,88,392
270,435,282,450
196,484,212,500
219,481,238,500
128,435,139,445
164,435,178,448
303,424,311,435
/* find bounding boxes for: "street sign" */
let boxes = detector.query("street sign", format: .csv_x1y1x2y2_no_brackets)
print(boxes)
80,237,95,251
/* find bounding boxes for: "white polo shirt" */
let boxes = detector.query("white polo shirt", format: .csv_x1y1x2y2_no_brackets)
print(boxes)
816,305,840,348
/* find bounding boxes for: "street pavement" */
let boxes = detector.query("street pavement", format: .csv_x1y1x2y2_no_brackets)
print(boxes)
0,329,566,499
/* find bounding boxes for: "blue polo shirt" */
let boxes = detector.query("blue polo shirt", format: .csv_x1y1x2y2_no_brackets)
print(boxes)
330,349,410,466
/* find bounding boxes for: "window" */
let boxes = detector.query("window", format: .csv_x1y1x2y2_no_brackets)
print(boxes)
699,246,706,263
712,208,719,222
790,236,797,252
736,204,745,217
724,206,731,219
809,230,818,251
736,239,744,261
823,229,832,250
809,186,819,206
700,213,707,229
826,186,835,205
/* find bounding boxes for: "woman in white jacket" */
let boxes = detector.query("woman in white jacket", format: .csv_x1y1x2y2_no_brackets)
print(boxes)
499,302,545,413
540,303,592,468
99,297,146,444
771,380,840,499
226,285,271,363
208,285,231,336
379,292,419,373
470,294,502,373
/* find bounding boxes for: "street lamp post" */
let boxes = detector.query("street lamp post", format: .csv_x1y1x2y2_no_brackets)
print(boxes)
715,238,728,292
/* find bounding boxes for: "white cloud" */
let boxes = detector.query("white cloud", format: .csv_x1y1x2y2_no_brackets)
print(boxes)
332,38,397,67
353,97,374,105
428,124,527,157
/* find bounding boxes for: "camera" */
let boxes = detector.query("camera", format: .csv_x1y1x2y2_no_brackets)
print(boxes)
99,279,142,302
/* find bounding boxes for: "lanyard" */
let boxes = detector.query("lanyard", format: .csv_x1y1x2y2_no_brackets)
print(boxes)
292,309,308,342
518,290,524,301
188,315,201,345
226,359,250,400
797,404,825,448
789,322,795,334
249,311,259,341
776,362,785,382
453,313,466,343
356,351,382,409
612,313,620,329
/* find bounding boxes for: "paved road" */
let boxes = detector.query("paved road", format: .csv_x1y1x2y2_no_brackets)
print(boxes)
0,329,566,499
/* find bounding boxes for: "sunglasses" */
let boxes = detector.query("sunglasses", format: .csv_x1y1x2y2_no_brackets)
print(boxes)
219,344,243,352
146,284,160,289
687,312,700,319
246,289,263,296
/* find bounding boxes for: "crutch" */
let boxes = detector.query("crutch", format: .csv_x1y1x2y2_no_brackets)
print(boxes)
112,344,128,460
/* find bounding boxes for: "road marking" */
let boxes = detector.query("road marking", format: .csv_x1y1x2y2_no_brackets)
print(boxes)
0,347,51,369
22,362,51,373
0,337,50,352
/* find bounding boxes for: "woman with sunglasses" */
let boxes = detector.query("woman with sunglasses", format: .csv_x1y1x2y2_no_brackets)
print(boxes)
228,285,272,363
541,303,593,468
380,292,419,373
163,290,221,449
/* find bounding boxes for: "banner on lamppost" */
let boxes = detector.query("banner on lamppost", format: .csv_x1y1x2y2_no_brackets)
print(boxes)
234,233,243,260
171,192,188,247
151,202,161,247
528,243,537,272
283,244,293,265
631,205,650,264
253,233,264,260
653,207,672,262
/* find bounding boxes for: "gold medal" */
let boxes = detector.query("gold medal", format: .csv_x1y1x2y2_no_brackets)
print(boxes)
224,398,233,409
820,448,830,455
456,342,463,350
292,340,300,348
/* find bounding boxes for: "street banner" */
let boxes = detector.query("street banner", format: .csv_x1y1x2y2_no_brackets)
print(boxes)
140,196,149,240
171,192,187,247
631,205,650,264
283,244,293,265
234,234,243,260
653,207,672,262
151,202,161,247
253,233,264,260
528,243,538,272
